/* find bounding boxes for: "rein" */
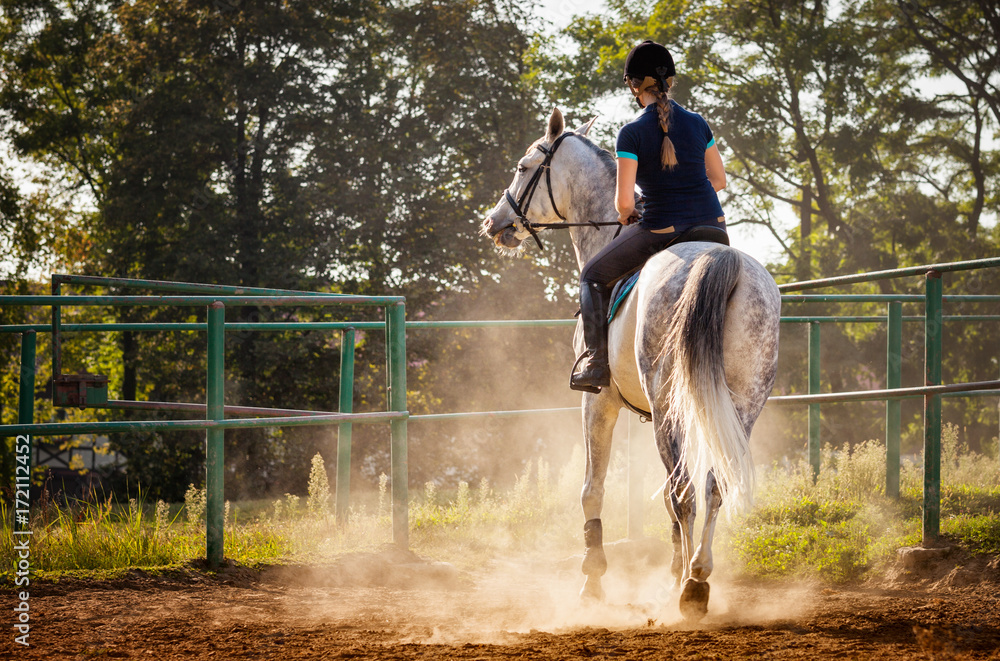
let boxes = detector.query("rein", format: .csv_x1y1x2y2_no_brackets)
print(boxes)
504,132,622,250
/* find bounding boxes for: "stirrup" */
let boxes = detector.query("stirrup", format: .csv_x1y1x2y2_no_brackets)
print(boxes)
569,352,607,394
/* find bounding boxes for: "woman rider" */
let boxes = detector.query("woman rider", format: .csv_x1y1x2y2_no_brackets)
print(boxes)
570,40,729,393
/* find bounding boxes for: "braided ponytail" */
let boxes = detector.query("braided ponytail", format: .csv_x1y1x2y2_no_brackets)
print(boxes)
629,75,677,170
654,76,677,170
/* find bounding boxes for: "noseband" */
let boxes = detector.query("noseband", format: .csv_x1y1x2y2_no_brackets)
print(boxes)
503,132,621,250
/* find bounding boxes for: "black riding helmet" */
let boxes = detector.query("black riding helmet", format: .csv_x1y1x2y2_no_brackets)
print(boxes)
623,40,676,108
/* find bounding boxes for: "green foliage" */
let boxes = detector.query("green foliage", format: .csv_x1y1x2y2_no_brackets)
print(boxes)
733,515,877,583
405,455,588,564
941,486,1000,518
0,491,189,574
749,498,860,528
728,440,909,583
0,166,36,279
727,434,1000,583
0,0,567,500
943,515,1000,556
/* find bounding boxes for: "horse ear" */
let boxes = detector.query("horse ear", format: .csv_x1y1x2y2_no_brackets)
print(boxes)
573,116,598,136
547,107,564,142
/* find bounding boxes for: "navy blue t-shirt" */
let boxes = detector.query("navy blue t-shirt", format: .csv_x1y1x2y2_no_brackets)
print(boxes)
615,101,724,230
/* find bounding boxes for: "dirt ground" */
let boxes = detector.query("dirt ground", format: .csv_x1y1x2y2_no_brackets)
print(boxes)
9,543,1000,660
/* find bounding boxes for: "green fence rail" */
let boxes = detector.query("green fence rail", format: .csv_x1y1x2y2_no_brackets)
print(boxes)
2,284,409,565
777,258,1000,544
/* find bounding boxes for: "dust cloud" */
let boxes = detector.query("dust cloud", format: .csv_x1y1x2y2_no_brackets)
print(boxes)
260,550,820,646
749,405,802,466
401,262,584,490
245,256,815,645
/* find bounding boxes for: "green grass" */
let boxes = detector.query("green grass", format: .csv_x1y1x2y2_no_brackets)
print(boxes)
2,493,192,573
0,449,610,581
0,489,303,581
2,425,997,585
724,426,1000,583
943,515,1000,555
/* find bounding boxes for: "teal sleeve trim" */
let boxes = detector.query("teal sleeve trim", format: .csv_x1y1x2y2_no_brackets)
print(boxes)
706,137,716,148
616,151,638,161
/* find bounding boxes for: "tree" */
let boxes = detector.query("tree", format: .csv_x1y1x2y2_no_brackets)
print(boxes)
556,0,1000,453
890,0,999,236
1,0,571,498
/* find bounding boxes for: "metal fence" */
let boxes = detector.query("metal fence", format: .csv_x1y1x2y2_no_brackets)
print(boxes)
2,256,1000,562
1,278,409,565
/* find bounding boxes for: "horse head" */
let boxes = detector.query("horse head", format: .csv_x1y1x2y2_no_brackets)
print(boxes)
481,108,598,252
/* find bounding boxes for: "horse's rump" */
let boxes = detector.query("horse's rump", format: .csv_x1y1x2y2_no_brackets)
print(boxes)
663,247,754,511
612,243,776,511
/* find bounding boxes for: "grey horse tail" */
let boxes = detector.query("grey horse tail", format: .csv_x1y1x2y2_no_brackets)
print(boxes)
665,247,755,512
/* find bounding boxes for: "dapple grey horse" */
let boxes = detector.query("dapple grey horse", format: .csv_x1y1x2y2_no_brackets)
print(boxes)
482,108,780,619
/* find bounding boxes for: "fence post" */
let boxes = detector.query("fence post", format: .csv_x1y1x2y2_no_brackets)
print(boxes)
51,279,61,379
627,414,644,540
885,301,902,499
808,321,821,479
336,327,355,522
15,331,37,481
923,271,942,545
205,302,226,567
386,302,409,548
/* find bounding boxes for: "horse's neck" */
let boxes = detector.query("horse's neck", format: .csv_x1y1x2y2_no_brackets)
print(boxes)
565,165,620,271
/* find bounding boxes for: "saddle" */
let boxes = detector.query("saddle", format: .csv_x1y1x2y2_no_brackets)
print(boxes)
607,225,730,323
600,224,730,419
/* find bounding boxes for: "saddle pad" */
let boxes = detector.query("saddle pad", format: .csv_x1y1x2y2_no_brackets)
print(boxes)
608,271,641,323
603,224,729,324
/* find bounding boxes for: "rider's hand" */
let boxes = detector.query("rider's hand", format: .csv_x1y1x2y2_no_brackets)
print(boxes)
618,208,641,225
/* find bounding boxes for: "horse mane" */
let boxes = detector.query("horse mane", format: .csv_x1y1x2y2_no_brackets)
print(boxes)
528,131,616,176
574,134,617,177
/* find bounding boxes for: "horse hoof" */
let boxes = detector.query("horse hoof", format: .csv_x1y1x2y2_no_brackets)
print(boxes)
580,578,605,604
679,579,710,621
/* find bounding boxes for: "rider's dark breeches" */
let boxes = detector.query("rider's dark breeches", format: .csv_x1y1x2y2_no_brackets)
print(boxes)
580,221,730,290
580,224,683,290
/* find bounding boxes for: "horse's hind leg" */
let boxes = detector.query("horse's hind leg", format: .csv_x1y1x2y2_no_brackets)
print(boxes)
674,471,721,621
667,471,697,581
580,392,618,602
655,421,711,620
655,423,696,588
689,470,723,582
663,485,684,588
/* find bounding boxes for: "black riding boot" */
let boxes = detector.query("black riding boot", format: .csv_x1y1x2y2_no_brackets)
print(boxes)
570,281,611,393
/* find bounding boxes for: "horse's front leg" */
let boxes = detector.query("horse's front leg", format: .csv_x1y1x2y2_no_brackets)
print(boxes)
689,469,723,582
580,391,619,602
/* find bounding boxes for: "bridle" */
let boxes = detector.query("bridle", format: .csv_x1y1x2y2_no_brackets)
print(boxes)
503,132,621,250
